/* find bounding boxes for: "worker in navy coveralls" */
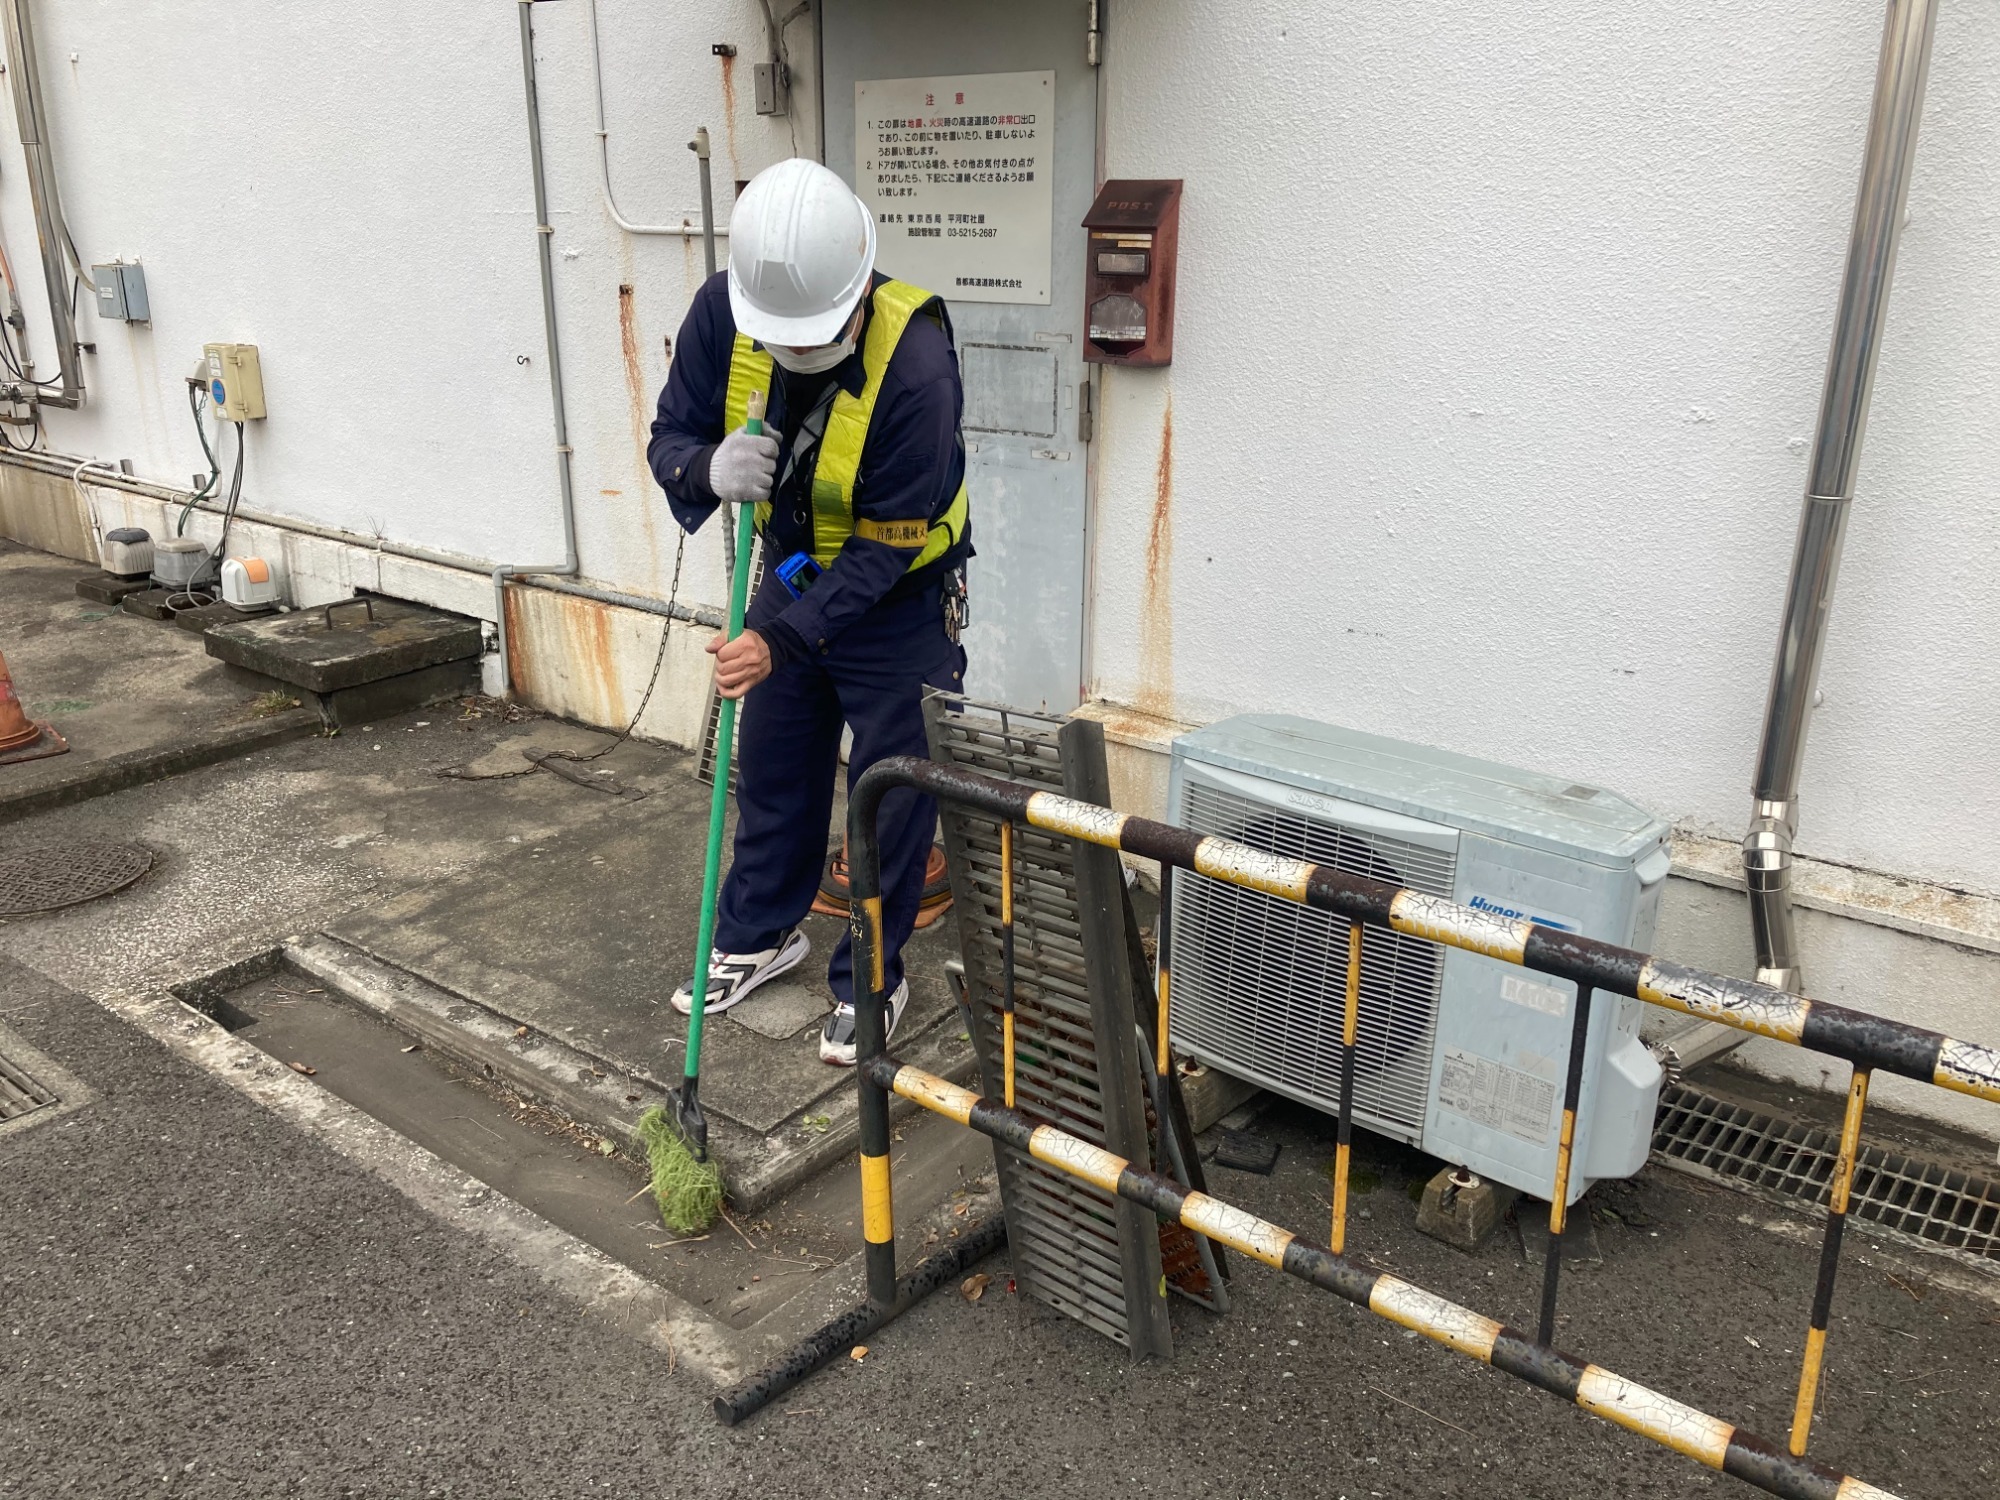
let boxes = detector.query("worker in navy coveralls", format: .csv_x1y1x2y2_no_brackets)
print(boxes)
648,158,971,1065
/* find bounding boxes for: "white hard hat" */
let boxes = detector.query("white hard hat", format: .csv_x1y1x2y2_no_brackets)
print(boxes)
727,158,877,347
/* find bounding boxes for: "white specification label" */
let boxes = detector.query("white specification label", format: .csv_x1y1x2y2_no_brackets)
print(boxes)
1437,1048,1558,1145
856,70,1052,305
1500,973,1570,1018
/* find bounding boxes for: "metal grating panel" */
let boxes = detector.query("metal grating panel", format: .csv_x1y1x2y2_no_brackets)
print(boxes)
0,1048,59,1123
928,698,1164,1351
1654,1083,2000,1262
1169,779,1451,1140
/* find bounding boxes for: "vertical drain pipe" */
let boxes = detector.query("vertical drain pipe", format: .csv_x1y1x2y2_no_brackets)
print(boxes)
494,0,581,696
1743,0,1939,993
0,0,81,407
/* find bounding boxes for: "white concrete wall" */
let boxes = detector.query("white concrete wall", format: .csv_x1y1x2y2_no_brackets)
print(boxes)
0,0,816,623
1089,1,2000,900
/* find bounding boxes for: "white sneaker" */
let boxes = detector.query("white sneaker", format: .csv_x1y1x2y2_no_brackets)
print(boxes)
671,928,810,1016
818,979,910,1067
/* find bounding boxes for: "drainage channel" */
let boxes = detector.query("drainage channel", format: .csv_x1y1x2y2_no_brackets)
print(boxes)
208,968,997,1333
1653,1079,2000,1265
0,1046,59,1122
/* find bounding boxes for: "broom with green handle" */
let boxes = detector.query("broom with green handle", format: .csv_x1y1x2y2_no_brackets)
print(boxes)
640,388,765,1233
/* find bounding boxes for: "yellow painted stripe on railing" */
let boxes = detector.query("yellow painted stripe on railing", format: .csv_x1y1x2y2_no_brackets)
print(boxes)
863,895,885,992
1576,1367,1733,1467
1367,1276,1502,1362
1390,890,1532,964
1023,790,1129,847
1636,961,1810,1044
1934,1037,2000,1102
1179,1192,1295,1268
1193,835,1313,900
890,1065,978,1124
860,1152,894,1245
1027,1127,1127,1193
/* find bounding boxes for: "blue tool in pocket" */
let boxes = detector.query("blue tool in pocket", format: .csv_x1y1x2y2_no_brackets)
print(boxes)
775,551,824,600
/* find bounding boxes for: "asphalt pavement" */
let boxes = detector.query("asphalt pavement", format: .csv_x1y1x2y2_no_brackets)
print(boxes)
4,945,1994,1499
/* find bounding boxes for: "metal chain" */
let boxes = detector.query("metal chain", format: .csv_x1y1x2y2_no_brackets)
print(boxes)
438,527,689,782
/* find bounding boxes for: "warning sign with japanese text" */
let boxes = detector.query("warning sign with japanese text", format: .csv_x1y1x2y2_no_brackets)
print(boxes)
855,70,1052,306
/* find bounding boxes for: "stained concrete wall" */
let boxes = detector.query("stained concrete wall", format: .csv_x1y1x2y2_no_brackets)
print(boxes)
0,0,808,632
1089,1,2000,901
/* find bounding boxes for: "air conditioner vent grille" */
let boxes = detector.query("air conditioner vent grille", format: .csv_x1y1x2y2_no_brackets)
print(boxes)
1171,778,1454,1140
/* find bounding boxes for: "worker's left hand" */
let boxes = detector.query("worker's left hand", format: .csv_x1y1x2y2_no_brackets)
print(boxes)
708,628,772,699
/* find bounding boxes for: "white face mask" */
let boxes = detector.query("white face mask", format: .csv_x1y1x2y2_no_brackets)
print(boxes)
765,332,856,375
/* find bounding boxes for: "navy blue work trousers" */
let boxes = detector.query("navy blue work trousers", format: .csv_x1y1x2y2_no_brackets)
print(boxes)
714,574,964,1005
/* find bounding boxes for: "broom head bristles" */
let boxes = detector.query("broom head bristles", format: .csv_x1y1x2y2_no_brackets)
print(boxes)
638,1104,725,1234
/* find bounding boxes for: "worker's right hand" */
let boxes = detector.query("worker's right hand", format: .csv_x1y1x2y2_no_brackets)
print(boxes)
708,425,780,505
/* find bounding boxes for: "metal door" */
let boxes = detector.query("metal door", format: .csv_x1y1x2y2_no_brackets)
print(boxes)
821,0,1095,713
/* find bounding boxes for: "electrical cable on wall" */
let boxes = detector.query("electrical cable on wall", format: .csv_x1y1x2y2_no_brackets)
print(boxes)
166,418,244,616
177,382,222,523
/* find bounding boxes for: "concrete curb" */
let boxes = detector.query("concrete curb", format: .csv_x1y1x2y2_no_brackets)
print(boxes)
290,930,983,1214
0,706,322,825
105,949,1001,1396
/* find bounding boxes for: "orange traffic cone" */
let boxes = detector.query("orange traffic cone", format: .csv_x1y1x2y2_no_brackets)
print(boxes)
0,648,68,763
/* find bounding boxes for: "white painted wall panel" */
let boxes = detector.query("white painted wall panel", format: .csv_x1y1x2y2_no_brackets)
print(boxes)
1091,1,2000,896
0,0,814,613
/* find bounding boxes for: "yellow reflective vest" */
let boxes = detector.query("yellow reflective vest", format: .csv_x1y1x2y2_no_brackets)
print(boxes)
723,278,969,573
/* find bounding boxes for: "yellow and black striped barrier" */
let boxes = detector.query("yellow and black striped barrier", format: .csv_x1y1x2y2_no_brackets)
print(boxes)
873,1055,1899,1500
805,755,1998,1492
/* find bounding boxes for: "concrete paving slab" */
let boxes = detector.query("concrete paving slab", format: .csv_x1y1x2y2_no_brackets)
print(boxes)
321,753,974,1205
729,977,827,1040
204,594,482,692
0,540,320,822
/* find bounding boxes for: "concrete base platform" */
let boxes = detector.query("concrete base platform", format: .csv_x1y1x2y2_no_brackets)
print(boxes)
72,571,154,605
312,751,974,1214
0,542,321,823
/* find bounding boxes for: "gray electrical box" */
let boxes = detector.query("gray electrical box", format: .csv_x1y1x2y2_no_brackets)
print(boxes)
754,61,788,114
91,262,150,323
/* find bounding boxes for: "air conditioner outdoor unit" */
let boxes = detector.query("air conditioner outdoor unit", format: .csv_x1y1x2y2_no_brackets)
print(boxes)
1166,714,1671,1205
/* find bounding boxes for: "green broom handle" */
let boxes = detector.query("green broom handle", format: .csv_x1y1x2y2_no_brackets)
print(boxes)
685,395,765,1085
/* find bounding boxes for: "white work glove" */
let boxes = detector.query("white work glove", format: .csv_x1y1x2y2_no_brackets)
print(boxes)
708,425,780,505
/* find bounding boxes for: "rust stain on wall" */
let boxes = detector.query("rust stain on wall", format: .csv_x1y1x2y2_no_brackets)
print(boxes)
1134,397,1175,720
718,55,743,184
504,586,627,727
618,280,663,587
618,283,651,470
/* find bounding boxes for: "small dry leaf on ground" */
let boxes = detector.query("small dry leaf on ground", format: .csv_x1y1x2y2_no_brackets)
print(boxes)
849,1345,868,1361
960,1273,990,1303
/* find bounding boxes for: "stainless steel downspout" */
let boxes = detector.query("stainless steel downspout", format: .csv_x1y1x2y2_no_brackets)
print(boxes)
496,0,582,695
1743,0,1939,992
0,0,81,407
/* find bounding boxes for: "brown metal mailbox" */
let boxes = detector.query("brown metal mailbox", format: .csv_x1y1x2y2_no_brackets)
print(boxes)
1081,179,1181,367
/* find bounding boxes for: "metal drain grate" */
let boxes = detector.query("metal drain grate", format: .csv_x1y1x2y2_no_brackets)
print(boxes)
0,1047,59,1122
0,841,152,914
1653,1082,2000,1262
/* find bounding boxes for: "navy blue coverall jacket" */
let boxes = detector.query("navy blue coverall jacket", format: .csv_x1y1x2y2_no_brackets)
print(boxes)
647,271,972,1007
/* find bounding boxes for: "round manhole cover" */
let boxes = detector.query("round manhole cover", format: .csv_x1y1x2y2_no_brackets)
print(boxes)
0,842,153,914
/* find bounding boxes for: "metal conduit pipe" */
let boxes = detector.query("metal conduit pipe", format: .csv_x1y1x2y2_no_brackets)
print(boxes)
0,0,80,408
1743,0,1938,994
496,0,583,696
587,0,727,240
0,447,725,632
